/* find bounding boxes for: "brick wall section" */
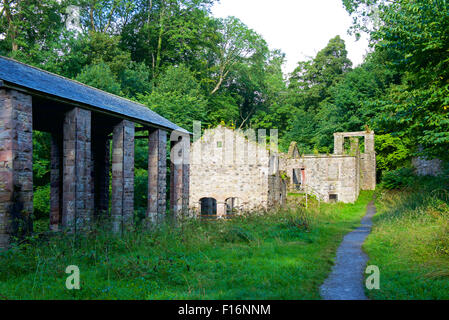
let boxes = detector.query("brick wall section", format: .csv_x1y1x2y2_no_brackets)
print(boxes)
50,133,62,231
147,129,167,224
0,89,33,249
62,107,93,232
111,120,134,233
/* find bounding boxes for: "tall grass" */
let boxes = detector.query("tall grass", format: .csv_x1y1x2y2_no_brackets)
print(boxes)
364,176,449,300
0,191,373,300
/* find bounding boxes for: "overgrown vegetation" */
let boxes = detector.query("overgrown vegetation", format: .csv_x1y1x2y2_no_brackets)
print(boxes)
0,192,373,300
364,177,449,300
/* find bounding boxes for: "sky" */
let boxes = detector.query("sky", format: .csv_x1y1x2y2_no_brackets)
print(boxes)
211,0,370,74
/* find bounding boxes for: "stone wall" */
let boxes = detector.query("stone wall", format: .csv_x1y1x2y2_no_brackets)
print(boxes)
189,126,286,216
412,157,443,177
280,131,376,204
282,155,359,203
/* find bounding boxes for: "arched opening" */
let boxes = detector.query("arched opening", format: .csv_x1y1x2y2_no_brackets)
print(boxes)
200,198,217,216
225,197,240,216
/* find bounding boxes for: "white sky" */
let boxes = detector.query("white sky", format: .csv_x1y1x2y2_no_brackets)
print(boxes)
212,0,370,74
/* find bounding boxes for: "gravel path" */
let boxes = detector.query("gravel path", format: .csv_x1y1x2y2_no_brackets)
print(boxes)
320,200,376,300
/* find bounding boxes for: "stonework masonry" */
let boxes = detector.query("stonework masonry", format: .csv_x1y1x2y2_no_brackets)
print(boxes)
280,130,376,203
111,120,135,234
190,127,376,214
0,89,33,248
412,157,443,177
148,129,167,224
189,126,286,216
62,107,94,232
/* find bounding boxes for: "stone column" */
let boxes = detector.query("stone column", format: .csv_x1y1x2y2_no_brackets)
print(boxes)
147,129,167,225
0,89,33,249
334,133,344,155
62,107,93,232
362,132,376,190
111,120,134,234
217,201,226,217
364,132,375,155
50,133,62,231
170,133,190,219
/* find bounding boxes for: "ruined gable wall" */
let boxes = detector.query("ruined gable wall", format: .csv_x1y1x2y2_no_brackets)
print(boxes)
189,127,272,214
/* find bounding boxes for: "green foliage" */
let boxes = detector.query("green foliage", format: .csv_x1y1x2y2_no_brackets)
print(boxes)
381,168,415,190
375,134,411,174
344,0,449,160
76,62,122,95
138,65,207,129
33,185,50,219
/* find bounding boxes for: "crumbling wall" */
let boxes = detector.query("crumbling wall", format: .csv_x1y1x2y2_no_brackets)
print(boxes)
282,155,359,203
412,157,443,177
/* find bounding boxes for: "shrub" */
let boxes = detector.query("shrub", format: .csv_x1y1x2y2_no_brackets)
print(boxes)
33,185,50,219
381,167,415,190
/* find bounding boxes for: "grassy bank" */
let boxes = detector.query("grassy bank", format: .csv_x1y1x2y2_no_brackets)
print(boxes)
364,178,449,300
0,191,373,300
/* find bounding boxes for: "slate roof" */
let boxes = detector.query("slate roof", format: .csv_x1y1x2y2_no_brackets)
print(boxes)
0,56,189,133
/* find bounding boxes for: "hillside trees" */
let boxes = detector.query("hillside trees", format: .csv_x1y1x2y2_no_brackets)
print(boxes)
343,0,449,160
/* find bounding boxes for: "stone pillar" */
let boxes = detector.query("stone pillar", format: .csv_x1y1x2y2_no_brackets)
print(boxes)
93,134,110,220
217,201,226,217
364,132,375,154
0,89,33,249
62,107,93,232
111,120,134,234
147,129,167,225
334,133,344,155
361,132,376,190
170,133,190,219
50,133,62,231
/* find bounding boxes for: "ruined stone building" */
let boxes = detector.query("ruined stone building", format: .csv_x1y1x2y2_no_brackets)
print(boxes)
189,126,287,217
0,57,190,249
280,131,376,203
189,128,376,215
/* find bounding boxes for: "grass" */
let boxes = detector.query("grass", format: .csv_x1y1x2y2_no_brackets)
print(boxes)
0,191,373,300
364,178,449,300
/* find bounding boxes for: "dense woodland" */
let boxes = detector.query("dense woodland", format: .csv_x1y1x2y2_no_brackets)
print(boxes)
1,0,448,216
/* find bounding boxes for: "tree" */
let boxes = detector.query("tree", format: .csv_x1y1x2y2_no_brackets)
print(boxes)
137,64,207,130
344,0,449,160
0,0,70,67
209,16,267,95
76,62,122,95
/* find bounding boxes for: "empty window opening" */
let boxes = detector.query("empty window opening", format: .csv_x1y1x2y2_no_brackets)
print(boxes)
200,198,217,217
329,194,338,203
225,197,240,216
293,168,306,190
